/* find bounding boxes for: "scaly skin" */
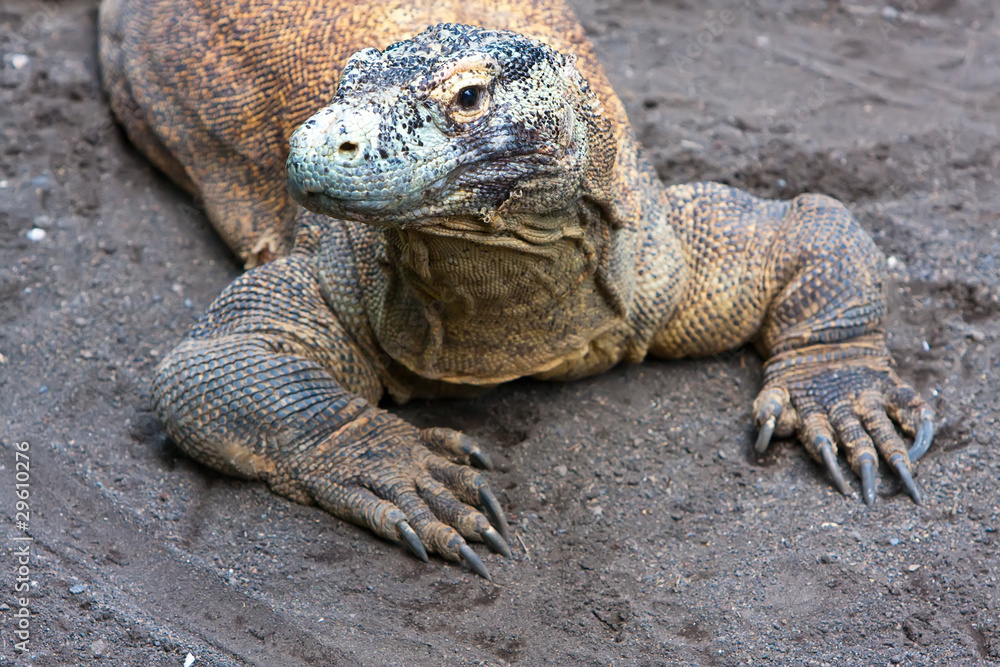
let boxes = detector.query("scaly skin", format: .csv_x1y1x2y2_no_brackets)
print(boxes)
100,0,935,578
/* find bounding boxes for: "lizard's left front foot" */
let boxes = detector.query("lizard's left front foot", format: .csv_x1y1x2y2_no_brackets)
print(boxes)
753,338,935,505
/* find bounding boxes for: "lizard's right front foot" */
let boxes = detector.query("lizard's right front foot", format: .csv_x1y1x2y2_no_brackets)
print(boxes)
281,409,511,580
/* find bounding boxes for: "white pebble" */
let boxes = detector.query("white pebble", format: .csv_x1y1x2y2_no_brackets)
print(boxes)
26,228,46,242
9,54,29,70
184,653,196,667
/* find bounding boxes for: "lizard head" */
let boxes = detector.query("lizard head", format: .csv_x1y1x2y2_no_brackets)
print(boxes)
286,23,615,231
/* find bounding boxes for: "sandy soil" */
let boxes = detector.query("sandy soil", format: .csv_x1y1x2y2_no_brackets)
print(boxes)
1,0,998,664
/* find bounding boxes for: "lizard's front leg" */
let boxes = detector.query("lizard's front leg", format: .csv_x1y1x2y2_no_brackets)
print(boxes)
151,252,510,577
647,182,934,503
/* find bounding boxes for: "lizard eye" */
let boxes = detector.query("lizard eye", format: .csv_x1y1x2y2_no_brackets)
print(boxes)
426,62,496,126
457,86,482,110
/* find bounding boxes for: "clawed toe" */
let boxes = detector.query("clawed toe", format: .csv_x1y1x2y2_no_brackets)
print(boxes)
480,525,512,558
470,448,494,470
755,416,776,454
397,520,429,562
889,454,923,505
909,418,935,462
753,389,786,454
479,486,509,541
817,438,852,497
421,427,494,469
459,544,491,580
858,454,877,505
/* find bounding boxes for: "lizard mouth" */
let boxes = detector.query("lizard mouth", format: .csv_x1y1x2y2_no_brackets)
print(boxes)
286,103,569,227
295,189,400,214
289,160,498,225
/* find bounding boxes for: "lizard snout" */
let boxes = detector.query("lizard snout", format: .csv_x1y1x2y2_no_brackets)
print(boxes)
286,104,399,212
290,104,381,168
320,116,373,168
335,138,360,161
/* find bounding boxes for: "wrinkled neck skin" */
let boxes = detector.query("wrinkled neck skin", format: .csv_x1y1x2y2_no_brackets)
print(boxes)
363,197,633,386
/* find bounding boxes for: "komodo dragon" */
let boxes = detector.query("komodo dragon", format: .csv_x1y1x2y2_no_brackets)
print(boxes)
99,0,936,578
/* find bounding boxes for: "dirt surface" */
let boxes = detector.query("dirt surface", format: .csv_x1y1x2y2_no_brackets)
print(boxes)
1,0,999,664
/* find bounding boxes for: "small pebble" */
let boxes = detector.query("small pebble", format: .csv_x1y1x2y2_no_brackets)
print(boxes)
26,228,46,242
907,564,920,572
889,537,900,546
29,174,53,191
90,639,106,657
965,328,985,342
69,584,87,594
184,653,196,667
554,464,568,477
9,54,29,70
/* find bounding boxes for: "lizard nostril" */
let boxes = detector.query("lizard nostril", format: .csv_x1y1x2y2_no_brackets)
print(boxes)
338,141,359,156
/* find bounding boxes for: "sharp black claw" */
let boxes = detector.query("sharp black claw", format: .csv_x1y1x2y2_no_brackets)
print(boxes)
860,457,876,505
479,487,510,542
819,440,852,497
459,544,491,580
755,416,776,454
397,521,429,562
470,449,494,470
893,458,923,505
908,419,935,462
481,526,513,558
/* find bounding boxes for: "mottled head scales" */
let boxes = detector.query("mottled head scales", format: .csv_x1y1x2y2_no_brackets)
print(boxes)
337,24,565,96
286,23,611,228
